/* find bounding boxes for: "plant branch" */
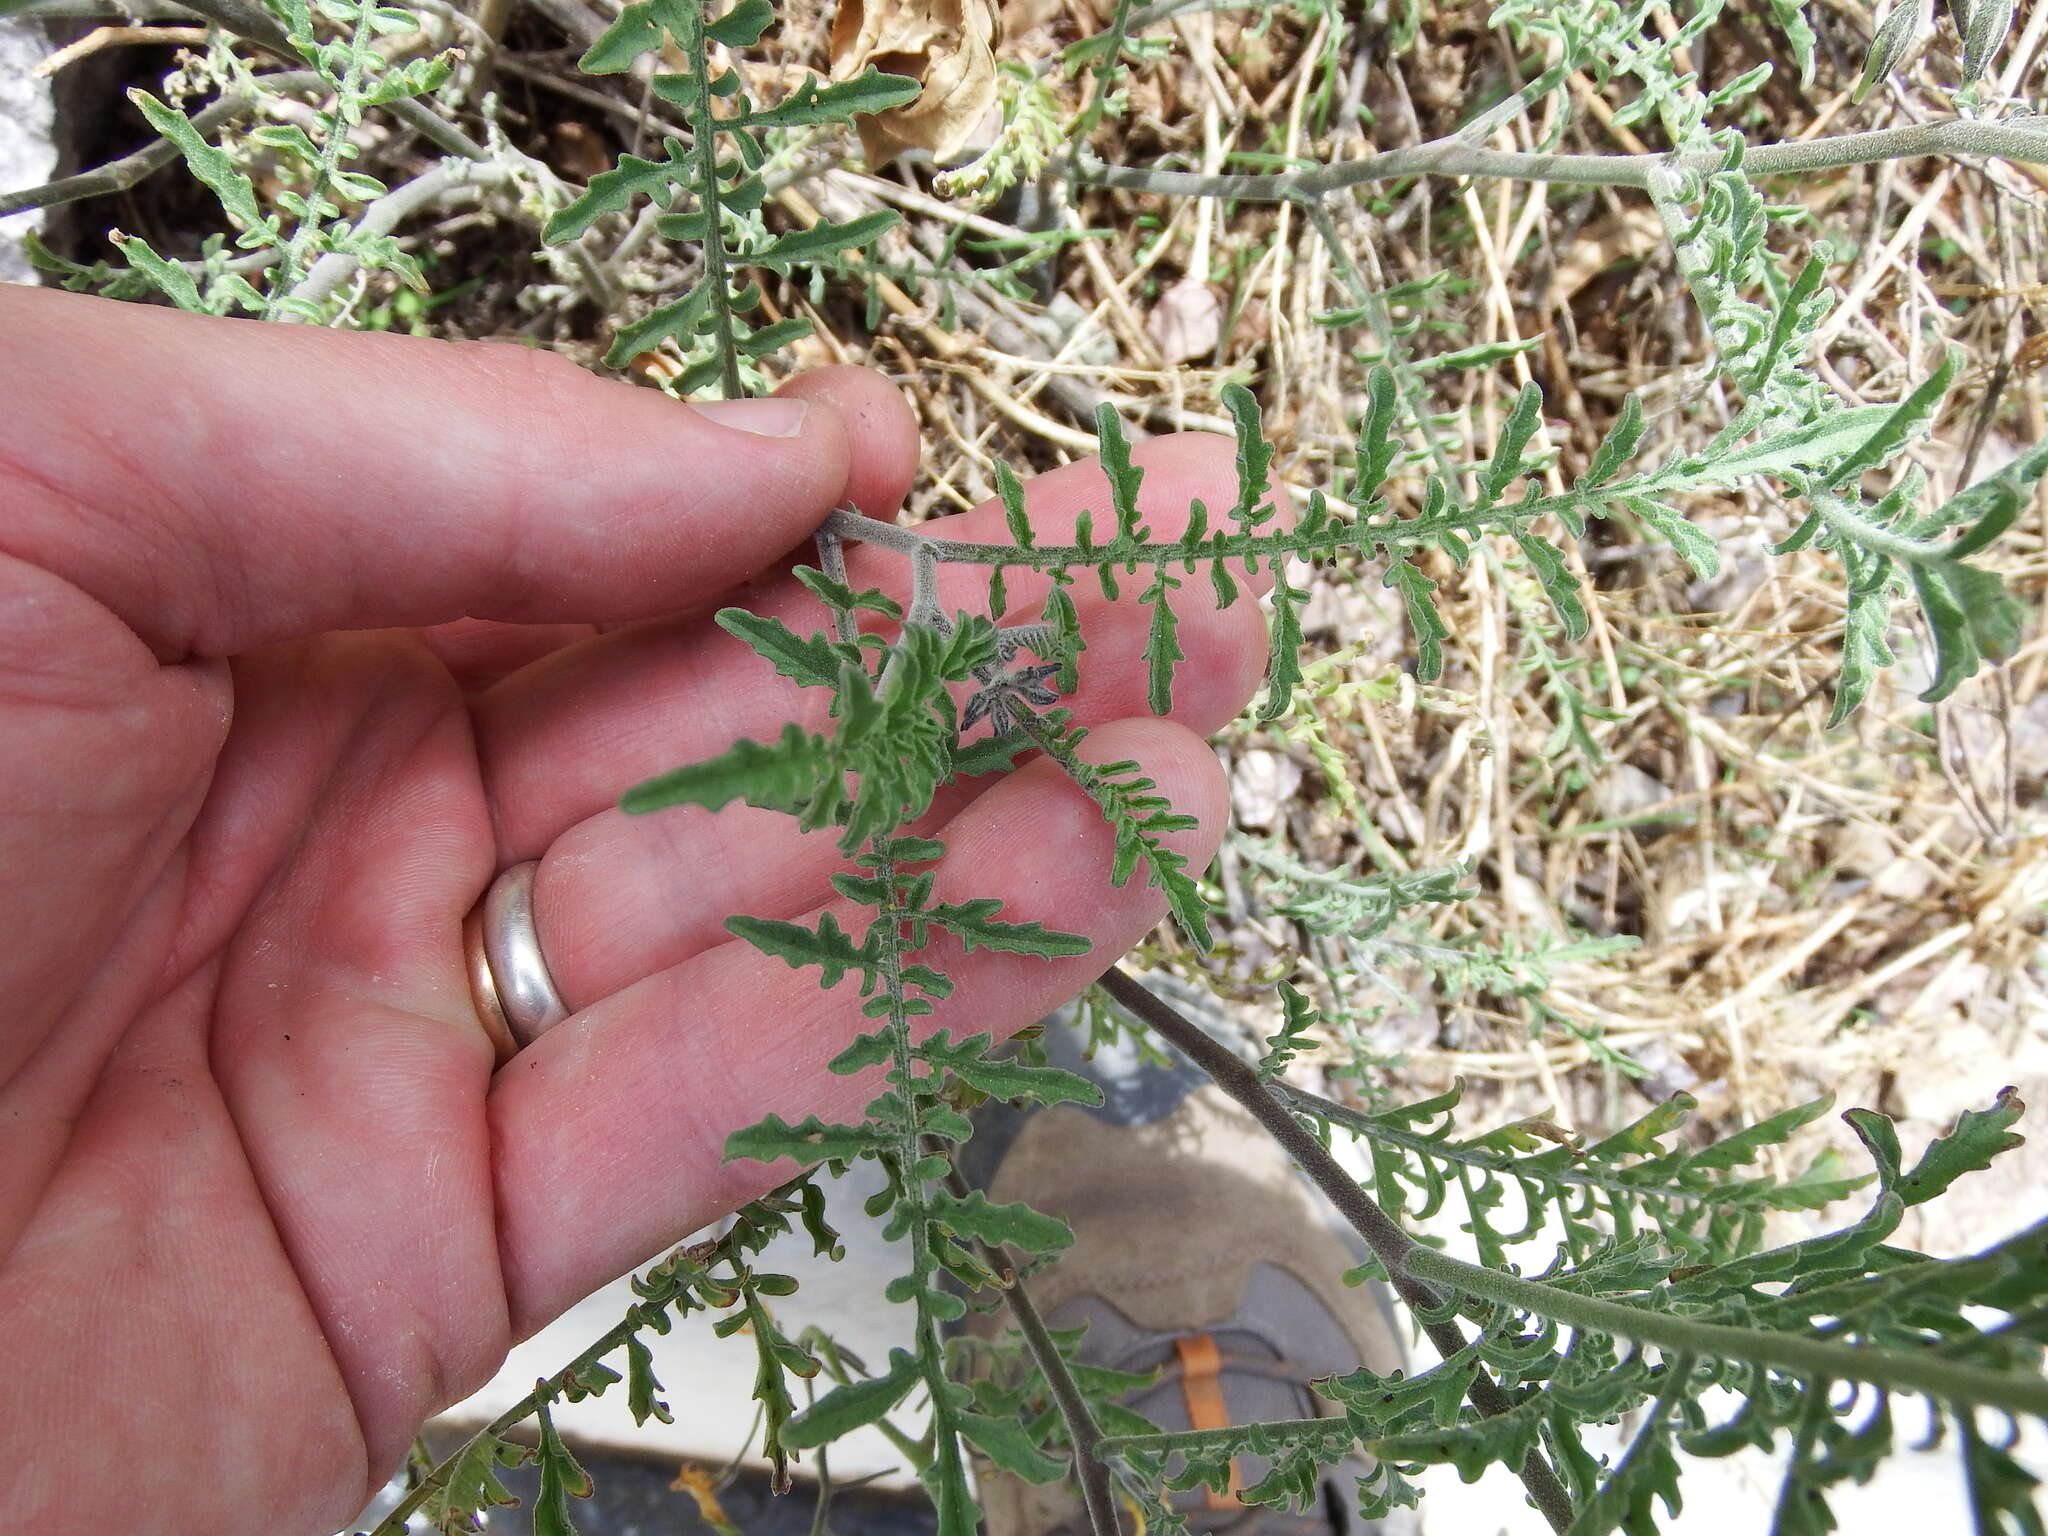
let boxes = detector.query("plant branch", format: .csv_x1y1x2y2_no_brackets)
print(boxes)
359,1245,728,1535
1005,1277,1124,1536
0,71,318,218
1402,1246,2048,1416
1096,1417,1339,1458
285,158,518,310
1266,1080,1783,1216
1095,968,1578,1534
679,0,744,399
1067,117,2048,201
944,1169,1123,1536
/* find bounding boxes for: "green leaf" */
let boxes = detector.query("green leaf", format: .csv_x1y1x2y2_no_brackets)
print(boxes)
1959,1409,2043,1536
1160,858,1214,953
782,1351,920,1448
1693,406,1897,484
581,0,662,68
717,609,840,688
741,317,815,358
944,1056,1104,1107
1479,382,1545,505
544,150,685,243
625,1332,672,1426
726,911,874,988
996,459,1036,549
724,1113,893,1166
1891,1088,2026,1209
1094,403,1147,540
1823,349,1959,491
1749,256,1829,395
705,0,774,45
1938,437,2048,558
740,68,923,128
951,730,1034,777
602,281,715,366
1431,335,1545,370
958,1408,1072,1484
1257,554,1310,723
1258,982,1321,1081
827,1030,893,1075
750,211,900,274
1911,560,2021,703
1143,573,1182,715
795,564,903,619
926,899,1092,958
1582,394,1647,488
110,231,204,312
1386,560,1450,680
1224,382,1278,529
1353,366,1402,505
1042,583,1083,696
930,1190,1074,1254
1766,0,1817,82
128,90,270,239
533,1399,594,1536
1691,1096,1836,1172
422,1433,529,1526
1826,574,1896,726
622,721,836,815
1516,533,1589,641
1615,495,1719,580
1958,0,2013,82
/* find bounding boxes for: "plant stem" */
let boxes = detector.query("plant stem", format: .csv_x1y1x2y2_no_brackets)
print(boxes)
1096,1418,1341,1459
262,0,384,319
943,1163,1124,1536
363,1302,669,1534
1068,117,2048,201
1096,968,1578,1534
1266,1080,1770,1217
285,159,520,310
1403,1246,2048,1416
681,0,745,399
1,70,314,218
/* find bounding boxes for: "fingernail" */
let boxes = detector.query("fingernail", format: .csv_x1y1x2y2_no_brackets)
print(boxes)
689,397,810,438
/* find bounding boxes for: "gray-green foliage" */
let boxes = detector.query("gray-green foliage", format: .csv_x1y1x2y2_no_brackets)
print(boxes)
556,371,2040,1536
31,0,457,318
540,0,918,390
373,0,2041,1521
1649,146,2027,723
52,0,2025,1529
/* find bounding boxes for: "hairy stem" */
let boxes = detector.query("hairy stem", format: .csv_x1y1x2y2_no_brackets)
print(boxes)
1096,1418,1339,1459
1403,1246,2048,1416
942,1169,1123,1536
1069,117,2048,201
262,0,385,318
679,0,745,398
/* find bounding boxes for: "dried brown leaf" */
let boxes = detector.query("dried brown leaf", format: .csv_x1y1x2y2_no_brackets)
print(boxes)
830,0,1002,165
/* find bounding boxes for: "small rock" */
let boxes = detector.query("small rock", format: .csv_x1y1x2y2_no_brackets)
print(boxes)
0,19,58,283
1231,748,1301,830
1592,762,1672,823
1826,821,1937,903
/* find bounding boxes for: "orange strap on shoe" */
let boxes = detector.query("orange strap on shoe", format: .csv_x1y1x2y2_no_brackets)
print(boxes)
1174,1333,1244,1509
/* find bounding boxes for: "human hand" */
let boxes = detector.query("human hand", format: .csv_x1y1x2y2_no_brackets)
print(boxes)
0,286,1275,1533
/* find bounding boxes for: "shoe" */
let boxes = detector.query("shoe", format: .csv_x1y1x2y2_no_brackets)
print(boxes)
955,977,1419,1536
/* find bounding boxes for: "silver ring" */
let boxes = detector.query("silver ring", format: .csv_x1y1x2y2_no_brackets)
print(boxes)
465,860,569,1060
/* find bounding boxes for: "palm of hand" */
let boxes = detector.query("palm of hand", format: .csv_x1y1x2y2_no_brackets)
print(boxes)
0,289,1261,1534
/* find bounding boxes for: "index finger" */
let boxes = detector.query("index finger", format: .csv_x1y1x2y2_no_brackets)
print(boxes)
0,287,914,659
